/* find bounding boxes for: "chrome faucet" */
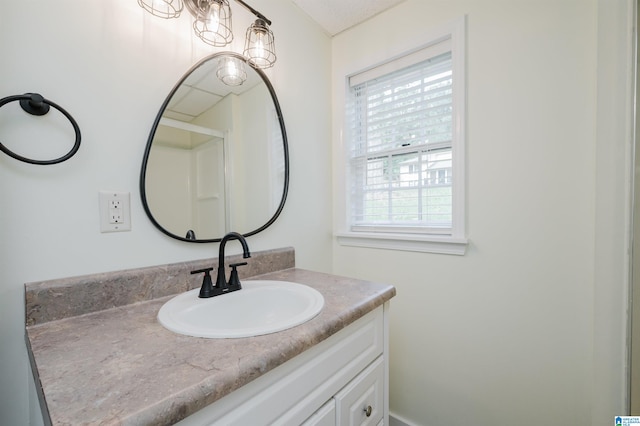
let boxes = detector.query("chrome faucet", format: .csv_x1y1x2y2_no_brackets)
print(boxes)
192,232,251,298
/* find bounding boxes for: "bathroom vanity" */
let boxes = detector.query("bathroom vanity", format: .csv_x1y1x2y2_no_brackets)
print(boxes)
25,248,395,425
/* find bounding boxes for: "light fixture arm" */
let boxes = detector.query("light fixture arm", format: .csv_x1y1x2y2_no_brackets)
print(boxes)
233,0,271,26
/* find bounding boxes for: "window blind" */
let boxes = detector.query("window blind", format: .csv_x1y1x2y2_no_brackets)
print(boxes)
347,51,454,233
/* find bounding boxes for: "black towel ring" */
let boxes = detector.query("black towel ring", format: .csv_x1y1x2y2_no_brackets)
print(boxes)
0,93,81,165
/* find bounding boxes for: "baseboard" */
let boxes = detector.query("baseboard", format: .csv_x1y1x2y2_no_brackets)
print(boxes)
389,411,420,426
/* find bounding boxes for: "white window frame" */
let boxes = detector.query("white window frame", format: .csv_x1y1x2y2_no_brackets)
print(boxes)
336,17,468,255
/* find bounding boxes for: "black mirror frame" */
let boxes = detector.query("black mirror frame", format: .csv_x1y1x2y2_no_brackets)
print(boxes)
139,52,289,243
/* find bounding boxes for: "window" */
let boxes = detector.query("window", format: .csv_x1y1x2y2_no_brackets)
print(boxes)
338,19,467,255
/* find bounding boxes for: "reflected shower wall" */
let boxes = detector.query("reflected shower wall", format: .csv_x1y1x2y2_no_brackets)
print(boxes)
147,122,227,239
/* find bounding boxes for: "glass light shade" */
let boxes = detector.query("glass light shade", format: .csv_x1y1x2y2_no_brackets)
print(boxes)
216,56,247,86
243,19,276,69
138,0,183,19
193,0,233,47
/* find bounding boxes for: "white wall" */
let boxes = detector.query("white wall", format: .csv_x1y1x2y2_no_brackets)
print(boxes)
0,1,332,424
332,1,632,425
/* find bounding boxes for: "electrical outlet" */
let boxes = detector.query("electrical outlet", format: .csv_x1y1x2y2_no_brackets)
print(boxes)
109,199,123,223
99,191,131,232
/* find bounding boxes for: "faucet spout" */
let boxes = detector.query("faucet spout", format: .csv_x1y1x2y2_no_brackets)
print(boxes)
215,232,251,292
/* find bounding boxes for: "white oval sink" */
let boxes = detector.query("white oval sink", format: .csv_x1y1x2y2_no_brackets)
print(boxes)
158,280,324,338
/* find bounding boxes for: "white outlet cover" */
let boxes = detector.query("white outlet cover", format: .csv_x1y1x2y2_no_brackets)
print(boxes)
99,191,131,232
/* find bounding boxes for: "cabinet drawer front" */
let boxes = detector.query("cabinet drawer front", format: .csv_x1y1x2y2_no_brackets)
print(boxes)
301,400,336,426
334,357,384,426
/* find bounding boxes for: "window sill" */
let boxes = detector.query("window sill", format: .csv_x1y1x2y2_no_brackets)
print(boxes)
335,231,468,255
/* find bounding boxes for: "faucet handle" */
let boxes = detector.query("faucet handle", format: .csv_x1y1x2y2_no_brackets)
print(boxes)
227,262,248,292
191,267,213,275
191,267,221,298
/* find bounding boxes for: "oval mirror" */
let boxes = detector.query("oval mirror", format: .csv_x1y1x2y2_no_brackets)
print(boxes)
140,52,289,242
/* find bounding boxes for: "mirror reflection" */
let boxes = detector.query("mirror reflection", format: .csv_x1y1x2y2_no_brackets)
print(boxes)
140,52,288,242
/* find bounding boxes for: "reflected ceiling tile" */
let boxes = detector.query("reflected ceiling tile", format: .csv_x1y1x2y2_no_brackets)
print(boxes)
170,88,223,118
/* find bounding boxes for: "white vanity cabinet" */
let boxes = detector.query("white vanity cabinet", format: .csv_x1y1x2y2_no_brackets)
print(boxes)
333,356,385,425
177,303,390,426
302,356,385,426
301,400,336,426
304,355,385,426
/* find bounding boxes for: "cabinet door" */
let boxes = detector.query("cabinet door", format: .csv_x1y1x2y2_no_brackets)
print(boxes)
334,357,384,426
302,400,336,426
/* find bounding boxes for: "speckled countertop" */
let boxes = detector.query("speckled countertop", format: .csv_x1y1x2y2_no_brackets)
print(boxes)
25,248,395,425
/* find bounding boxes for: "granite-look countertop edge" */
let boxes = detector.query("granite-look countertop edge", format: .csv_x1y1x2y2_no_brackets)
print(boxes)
27,268,396,425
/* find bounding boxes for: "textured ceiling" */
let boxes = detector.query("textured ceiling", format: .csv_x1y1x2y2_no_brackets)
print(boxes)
291,0,406,36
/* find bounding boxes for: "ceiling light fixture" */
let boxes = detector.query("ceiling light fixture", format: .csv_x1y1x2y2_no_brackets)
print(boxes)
137,0,276,69
138,0,183,19
192,0,233,47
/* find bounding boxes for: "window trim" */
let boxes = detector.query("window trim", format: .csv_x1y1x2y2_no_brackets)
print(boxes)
336,231,468,255
336,16,468,255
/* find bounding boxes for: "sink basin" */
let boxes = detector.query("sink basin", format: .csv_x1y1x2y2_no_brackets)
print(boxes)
158,280,324,338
